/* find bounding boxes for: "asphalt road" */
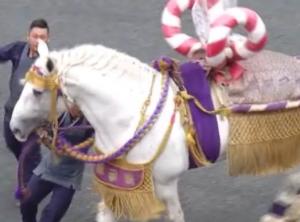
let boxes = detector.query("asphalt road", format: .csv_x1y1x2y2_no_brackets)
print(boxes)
0,0,300,221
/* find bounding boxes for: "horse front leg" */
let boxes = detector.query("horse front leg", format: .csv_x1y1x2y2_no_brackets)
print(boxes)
260,171,300,222
96,201,115,222
156,180,185,222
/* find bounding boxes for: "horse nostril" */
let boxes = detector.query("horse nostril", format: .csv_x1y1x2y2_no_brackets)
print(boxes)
12,127,21,136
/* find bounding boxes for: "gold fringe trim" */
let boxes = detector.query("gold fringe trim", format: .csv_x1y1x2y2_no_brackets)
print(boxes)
228,135,300,176
93,178,164,221
93,160,165,221
228,108,300,176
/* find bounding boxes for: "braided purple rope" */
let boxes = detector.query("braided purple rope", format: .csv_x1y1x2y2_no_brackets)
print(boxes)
57,76,170,163
15,133,39,200
55,57,175,163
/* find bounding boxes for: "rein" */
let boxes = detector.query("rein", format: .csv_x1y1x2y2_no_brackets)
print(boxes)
15,133,39,200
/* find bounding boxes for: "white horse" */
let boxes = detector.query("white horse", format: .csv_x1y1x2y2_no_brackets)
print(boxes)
9,40,300,222
10,41,208,222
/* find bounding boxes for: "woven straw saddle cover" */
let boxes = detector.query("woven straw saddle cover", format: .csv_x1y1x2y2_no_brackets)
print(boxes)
219,50,300,106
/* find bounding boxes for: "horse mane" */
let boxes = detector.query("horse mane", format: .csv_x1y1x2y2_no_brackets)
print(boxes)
49,44,151,75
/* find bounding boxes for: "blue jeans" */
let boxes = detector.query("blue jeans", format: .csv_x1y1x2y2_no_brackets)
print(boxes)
20,175,76,222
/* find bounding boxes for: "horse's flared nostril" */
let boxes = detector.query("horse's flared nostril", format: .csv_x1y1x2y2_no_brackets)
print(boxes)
12,127,21,136
11,127,27,142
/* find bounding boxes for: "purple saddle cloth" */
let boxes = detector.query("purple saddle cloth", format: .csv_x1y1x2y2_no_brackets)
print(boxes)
180,62,220,166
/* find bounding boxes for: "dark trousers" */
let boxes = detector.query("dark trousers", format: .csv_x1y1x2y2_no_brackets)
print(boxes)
3,118,41,184
20,175,75,222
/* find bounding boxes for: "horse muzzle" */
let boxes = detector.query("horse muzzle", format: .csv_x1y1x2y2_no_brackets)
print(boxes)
10,123,28,142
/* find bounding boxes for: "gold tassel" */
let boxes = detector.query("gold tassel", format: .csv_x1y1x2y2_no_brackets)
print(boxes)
228,108,300,176
93,175,165,221
228,135,300,176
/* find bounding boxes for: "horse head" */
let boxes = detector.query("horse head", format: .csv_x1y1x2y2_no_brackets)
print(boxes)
10,40,64,142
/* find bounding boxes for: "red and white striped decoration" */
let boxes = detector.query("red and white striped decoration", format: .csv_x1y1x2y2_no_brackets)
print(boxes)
161,0,268,69
161,0,201,58
206,7,268,68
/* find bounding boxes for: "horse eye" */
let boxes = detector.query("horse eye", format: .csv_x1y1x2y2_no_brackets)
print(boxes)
33,89,43,96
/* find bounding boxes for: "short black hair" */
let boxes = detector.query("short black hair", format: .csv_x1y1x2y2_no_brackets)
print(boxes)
29,18,49,32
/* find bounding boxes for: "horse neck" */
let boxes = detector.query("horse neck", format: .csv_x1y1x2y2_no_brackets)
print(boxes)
54,48,166,151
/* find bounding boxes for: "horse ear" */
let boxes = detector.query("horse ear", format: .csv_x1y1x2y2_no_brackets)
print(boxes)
37,39,49,57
